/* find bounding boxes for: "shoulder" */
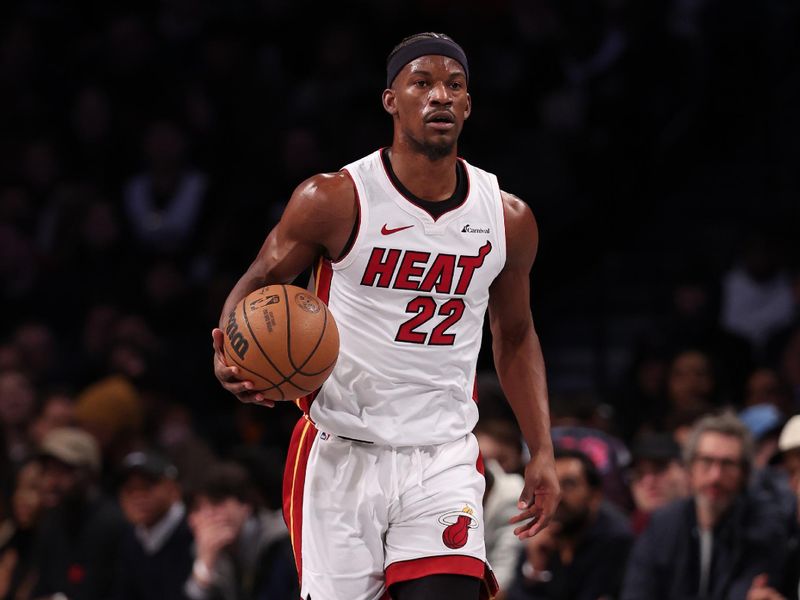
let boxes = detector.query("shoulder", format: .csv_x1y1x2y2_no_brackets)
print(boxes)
646,499,693,533
289,171,357,215
596,502,635,539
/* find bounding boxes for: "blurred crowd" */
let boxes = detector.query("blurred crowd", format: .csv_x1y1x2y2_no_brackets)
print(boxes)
1,0,799,599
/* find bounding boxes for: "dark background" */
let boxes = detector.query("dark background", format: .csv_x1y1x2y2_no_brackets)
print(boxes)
1,0,798,454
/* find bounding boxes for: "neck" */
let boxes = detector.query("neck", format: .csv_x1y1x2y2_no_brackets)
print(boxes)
387,142,458,202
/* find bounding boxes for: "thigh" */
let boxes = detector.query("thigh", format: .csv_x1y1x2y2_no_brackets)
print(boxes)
384,434,496,593
390,574,480,600
300,432,389,600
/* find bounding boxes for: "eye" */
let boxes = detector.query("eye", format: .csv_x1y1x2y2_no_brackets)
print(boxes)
450,82,463,90
414,80,428,88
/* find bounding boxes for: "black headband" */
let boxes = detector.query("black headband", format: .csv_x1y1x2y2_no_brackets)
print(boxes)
386,38,469,88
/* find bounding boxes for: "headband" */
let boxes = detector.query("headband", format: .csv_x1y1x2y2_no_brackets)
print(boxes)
386,38,469,88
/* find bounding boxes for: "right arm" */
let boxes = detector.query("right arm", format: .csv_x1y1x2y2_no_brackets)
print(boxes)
212,172,357,405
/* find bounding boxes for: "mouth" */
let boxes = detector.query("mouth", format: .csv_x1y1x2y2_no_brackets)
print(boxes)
425,111,456,131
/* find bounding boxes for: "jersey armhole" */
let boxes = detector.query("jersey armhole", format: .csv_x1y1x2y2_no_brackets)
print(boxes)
332,168,364,268
491,174,507,270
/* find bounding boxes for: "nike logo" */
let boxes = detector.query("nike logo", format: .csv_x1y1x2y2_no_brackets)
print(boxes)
381,224,414,235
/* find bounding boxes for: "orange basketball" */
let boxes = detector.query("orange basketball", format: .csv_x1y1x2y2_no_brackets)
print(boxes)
222,284,339,401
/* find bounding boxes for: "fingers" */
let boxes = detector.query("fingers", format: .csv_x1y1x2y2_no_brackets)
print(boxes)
511,488,560,539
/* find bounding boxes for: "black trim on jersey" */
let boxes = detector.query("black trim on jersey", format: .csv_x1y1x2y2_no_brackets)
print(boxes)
380,148,468,220
335,204,359,261
331,170,360,262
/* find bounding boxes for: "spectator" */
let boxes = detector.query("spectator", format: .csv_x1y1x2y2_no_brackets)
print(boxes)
621,411,788,600
114,449,193,600
507,447,633,600
0,458,43,599
28,386,76,447
475,418,526,476
0,369,37,465
483,458,525,595
627,433,688,535
756,415,800,600
184,462,298,600
30,427,127,600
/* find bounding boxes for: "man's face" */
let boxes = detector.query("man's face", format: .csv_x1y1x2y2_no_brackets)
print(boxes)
689,432,746,519
553,457,600,535
630,458,688,513
119,473,179,528
383,55,471,160
39,456,83,509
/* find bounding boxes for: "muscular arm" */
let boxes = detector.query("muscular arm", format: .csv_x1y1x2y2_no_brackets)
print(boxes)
488,191,559,538
212,171,357,404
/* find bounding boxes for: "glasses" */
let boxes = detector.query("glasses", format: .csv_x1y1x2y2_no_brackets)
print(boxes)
692,454,742,473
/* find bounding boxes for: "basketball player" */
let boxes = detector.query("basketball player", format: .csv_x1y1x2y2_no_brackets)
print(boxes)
212,33,559,600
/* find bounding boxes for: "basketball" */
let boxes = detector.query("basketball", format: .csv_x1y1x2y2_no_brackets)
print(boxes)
223,284,339,401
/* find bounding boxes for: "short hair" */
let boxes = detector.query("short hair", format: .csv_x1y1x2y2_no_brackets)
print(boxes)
189,461,256,508
683,410,754,476
554,446,602,490
387,32,458,67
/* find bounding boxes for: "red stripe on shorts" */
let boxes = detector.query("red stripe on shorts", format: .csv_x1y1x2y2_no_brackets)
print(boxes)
385,555,499,599
282,416,317,586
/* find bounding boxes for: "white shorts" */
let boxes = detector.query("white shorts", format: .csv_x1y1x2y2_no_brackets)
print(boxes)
283,416,499,600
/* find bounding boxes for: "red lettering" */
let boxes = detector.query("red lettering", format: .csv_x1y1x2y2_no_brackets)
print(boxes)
394,251,430,291
454,241,492,294
418,254,456,294
360,247,401,288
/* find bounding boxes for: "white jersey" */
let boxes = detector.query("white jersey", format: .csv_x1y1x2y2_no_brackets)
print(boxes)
306,149,506,446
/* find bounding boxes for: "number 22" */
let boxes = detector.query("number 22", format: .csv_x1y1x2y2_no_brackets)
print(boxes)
395,297,465,345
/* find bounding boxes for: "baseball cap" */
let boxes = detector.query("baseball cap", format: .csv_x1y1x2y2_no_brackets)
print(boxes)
39,427,101,474
739,403,784,441
119,450,178,482
631,433,681,463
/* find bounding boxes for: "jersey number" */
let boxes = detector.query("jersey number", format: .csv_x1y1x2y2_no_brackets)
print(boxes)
395,297,465,345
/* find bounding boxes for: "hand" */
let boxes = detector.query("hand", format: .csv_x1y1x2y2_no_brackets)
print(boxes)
189,506,239,569
212,328,274,407
746,574,786,600
509,449,560,539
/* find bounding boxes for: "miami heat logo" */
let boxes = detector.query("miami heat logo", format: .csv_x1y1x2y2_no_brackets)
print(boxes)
438,505,479,549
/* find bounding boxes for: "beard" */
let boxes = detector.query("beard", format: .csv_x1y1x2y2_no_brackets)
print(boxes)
406,131,455,161
555,504,593,537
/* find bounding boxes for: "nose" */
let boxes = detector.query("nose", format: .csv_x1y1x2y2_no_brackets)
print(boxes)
429,81,452,106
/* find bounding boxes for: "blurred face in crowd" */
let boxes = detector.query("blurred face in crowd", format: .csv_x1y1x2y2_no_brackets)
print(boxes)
29,394,75,445
120,473,180,529
553,457,600,536
0,371,36,428
39,456,85,509
745,368,788,411
668,350,714,411
476,431,522,474
191,495,251,538
630,458,688,514
12,460,42,528
689,432,745,524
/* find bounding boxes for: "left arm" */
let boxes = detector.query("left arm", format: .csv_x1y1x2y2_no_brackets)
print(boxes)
488,191,559,539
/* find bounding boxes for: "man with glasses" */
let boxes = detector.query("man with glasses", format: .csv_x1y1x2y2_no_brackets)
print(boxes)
621,411,788,600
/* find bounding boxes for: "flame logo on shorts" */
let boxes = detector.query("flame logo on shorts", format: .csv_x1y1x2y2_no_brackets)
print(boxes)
438,505,479,549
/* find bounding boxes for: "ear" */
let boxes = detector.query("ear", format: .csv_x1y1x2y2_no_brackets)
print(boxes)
382,88,398,116
464,92,472,120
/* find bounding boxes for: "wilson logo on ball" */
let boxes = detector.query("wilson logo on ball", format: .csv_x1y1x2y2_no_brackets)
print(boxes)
438,505,479,549
225,309,249,359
